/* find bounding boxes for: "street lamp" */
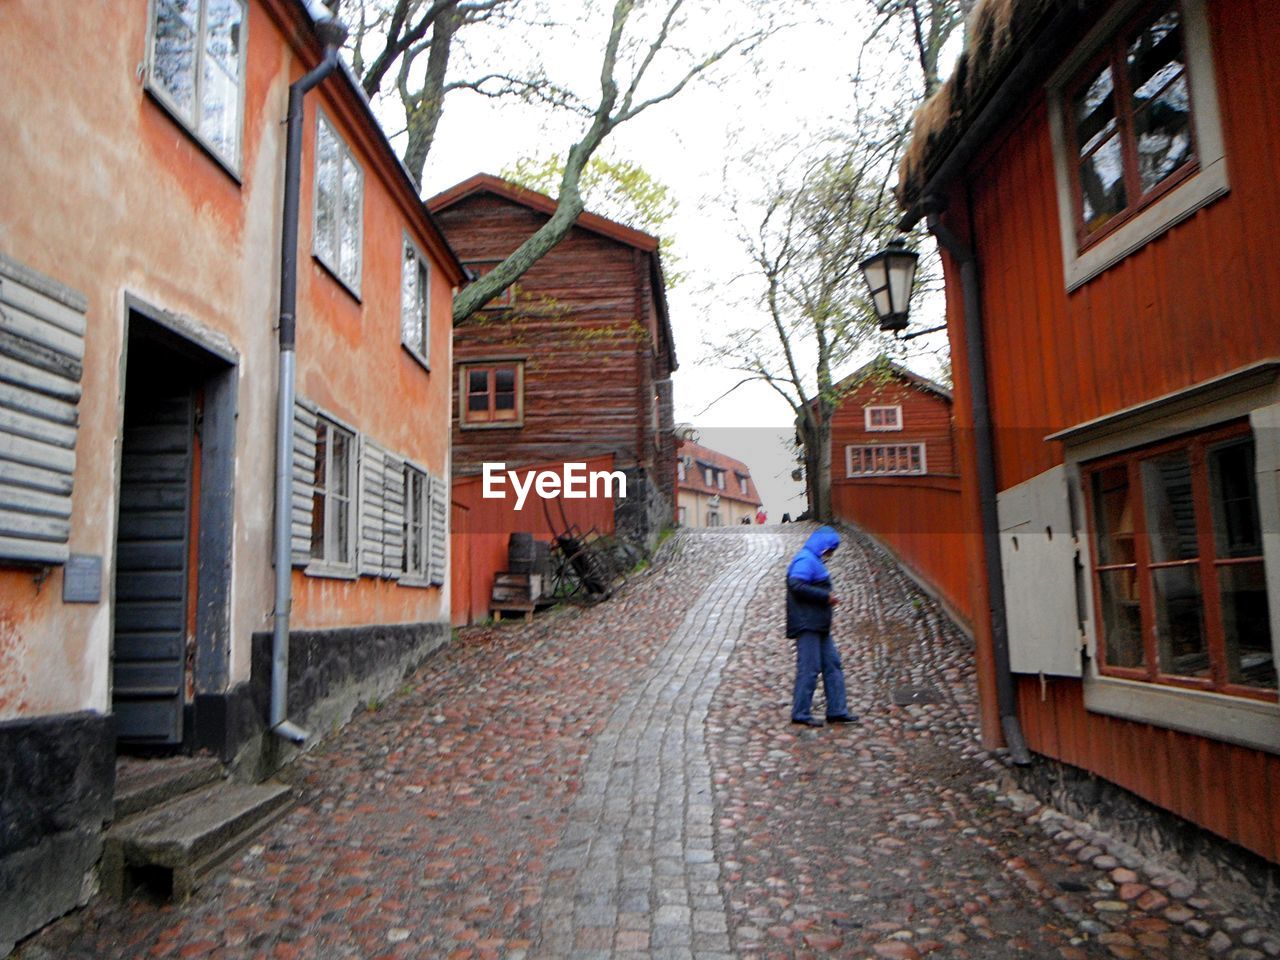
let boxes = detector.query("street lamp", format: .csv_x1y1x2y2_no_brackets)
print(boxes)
859,237,920,333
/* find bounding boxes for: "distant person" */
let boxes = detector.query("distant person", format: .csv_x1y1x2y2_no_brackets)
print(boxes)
785,526,857,728
781,513,791,523
756,508,767,524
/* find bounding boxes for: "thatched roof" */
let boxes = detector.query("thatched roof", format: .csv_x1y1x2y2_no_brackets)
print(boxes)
895,0,1097,218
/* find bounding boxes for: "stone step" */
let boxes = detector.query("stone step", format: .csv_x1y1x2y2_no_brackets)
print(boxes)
103,780,294,902
113,755,225,820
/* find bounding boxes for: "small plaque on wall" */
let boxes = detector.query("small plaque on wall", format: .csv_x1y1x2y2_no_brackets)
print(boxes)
63,554,103,604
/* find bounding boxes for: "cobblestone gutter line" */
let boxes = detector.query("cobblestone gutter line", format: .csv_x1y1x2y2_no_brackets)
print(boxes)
535,532,785,960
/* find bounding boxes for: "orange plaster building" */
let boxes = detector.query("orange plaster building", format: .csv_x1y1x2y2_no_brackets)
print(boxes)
0,1,464,945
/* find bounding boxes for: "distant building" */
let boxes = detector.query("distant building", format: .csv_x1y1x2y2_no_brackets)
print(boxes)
677,441,762,528
826,359,969,623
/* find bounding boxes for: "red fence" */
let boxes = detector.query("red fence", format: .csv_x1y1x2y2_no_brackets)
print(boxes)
450,455,618,626
831,475,972,627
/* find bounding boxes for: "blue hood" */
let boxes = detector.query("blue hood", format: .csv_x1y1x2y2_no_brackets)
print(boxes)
787,526,840,583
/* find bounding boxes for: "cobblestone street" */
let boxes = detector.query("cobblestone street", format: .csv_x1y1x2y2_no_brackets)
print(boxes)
19,527,1275,960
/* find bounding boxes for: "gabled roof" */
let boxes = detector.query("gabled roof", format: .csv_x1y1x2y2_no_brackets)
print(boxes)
677,440,762,507
832,358,953,404
427,173,678,373
428,173,660,252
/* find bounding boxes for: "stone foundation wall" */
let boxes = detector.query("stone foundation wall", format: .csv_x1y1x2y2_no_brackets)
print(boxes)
1012,755,1280,919
0,712,114,956
240,621,450,779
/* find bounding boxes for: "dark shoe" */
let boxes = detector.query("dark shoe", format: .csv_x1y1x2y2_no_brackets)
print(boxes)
826,714,860,724
791,717,824,727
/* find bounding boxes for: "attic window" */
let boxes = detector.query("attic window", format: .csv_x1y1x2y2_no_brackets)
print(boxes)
1068,2,1195,244
865,405,903,432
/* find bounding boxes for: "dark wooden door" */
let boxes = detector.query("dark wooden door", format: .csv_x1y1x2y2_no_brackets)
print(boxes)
113,385,194,745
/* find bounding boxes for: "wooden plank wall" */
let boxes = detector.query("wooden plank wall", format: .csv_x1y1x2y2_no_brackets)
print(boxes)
449,454,617,625
831,477,971,625
829,377,955,476
435,195,658,478
945,0,1280,862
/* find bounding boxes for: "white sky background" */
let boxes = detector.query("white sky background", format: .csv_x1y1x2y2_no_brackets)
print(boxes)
382,0,959,517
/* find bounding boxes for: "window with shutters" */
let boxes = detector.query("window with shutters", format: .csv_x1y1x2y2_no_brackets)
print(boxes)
459,362,522,427
401,235,431,369
1083,422,1276,699
146,0,247,173
0,256,86,566
313,112,363,296
310,414,357,574
402,464,429,582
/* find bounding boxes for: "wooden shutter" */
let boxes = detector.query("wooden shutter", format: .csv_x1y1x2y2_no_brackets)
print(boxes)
382,454,405,578
291,400,317,566
428,472,447,586
359,440,386,577
0,255,86,564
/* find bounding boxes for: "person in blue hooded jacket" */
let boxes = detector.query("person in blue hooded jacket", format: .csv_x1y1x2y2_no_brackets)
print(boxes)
786,526,857,727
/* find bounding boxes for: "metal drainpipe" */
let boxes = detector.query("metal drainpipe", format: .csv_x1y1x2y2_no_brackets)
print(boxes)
271,19,348,745
925,202,1032,766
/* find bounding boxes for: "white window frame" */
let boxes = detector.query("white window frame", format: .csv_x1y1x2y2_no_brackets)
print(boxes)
308,412,359,577
1051,364,1280,754
716,470,726,491
737,473,748,495
401,233,431,370
864,405,903,432
1047,0,1228,291
400,462,430,584
677,505,688,525
145,0,248,175
313,111,364,297
846,443,927,477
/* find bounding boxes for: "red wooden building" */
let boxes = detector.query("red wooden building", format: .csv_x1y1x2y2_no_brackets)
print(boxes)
827,360,970,623
897,0,1280,874
427,175,678,618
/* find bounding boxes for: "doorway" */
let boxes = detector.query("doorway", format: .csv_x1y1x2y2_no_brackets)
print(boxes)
113,307,236,751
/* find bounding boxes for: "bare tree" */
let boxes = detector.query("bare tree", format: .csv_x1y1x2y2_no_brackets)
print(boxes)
868,0,969,97
339,0,577,185
450,0,775,323
708,121,912,521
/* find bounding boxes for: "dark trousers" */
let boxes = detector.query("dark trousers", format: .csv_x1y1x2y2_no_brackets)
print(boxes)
791,630,849,721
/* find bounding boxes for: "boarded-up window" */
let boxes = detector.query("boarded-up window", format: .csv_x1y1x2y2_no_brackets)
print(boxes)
0,256,86,565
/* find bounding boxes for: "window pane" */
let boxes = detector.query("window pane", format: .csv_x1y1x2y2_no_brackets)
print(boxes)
153,0,198,119
311,422,327,558
1127,7,1184,105
401,246,421,351
334,497,350,563
1151,565,1208,677
467,394,489,413
1133,73,1192,193
468,369,488,393
1218,562,1275,689
313,423,328,493
1075,63,1118,156
415,261,430,353
331,430,349,497
204,0,243,73
1208,438,1261,558
494,368,515,392
1092,465,1135,565
340,157,362,287
200,57,239,160
314,123,338,264
1079,135,1127,233
1141,450,1197,563
494,391,516,411
1098,568,1144,668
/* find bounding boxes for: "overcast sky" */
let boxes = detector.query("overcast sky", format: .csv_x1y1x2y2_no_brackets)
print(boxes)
404,0,955,516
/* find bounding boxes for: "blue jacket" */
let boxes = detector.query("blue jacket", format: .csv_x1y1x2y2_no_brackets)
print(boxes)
786,527,839,638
